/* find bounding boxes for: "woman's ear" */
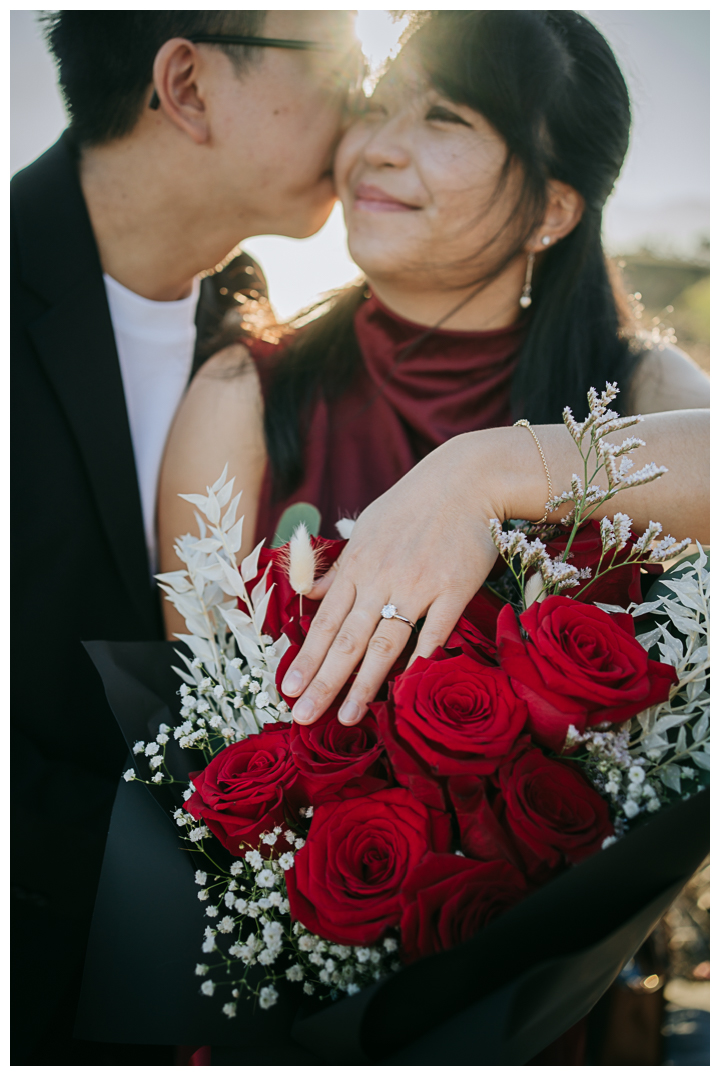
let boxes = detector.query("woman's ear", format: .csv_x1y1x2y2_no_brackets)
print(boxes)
150,38,210,145
531,180,585,251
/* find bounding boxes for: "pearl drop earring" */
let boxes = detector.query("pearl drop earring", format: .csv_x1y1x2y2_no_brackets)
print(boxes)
519,252,535,309
541,235,551,246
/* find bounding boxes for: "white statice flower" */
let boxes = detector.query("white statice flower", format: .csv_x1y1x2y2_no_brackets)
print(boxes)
255,692,270,710
284,830,296,844
346,983,361,996
355,948,371,963
197,889,209,901
681,767,697,779
238,675,251,689
267,891,284,908
183,787,194,800
156,732,169,746
123,768,136,782
318,969,331,985
152,773,163,784
222,1002,237,1018
229,658,243,670
623,799,640,819
230,861,244,876
647,798,661,812
303,982,315,996
181,695,197,708
232,989,240,999
249,681,261,694
200,980,215,997
604,781,620,796
247,902,260,918
144,742,159,756
224,893,236,910
195,964,209,976
190,657,203,670
245,850,263,871
383,938,398,953
227,880,238,892
201,938,216,954
234,898,248,915
189,826,210,843
286,964,303,982
265,645,277,658
628,765,646,785
213,684,225,700
132,741,145,754
294,837,306,850
256,869,277,888
309,951,325,967
251,667,264,679
232,695,245,708
206,905,219,918
197,700,211,714
278,852,294,871
199,677,213,692
298,935,315,953
149,755,163,770
217,916,235,934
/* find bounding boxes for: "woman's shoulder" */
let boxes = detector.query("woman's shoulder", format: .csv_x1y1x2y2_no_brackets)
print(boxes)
626,341,709,414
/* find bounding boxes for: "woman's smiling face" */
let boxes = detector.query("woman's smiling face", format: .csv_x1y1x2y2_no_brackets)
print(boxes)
334,54,526,290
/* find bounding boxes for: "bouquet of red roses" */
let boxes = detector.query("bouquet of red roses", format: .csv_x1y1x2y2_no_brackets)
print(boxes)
122,384,707,1020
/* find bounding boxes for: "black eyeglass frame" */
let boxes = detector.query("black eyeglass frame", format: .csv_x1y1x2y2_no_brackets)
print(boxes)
149,33,357,109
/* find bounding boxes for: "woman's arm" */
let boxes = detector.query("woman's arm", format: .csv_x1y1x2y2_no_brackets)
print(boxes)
283,408,709,727
157,345,267,640
628,343,709,414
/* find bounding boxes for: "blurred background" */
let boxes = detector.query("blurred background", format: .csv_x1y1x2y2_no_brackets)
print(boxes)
11,9,709,374
10,8,710,1067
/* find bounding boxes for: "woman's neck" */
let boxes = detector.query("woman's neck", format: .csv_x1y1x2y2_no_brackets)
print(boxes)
367,258,527,331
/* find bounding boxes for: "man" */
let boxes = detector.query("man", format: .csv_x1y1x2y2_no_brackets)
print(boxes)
11,9,359,1064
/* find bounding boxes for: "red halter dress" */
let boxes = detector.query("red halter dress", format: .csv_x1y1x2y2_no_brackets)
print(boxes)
252,290,526,546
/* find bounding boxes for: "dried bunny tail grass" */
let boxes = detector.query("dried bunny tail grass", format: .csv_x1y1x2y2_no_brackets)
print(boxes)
288,523,316,596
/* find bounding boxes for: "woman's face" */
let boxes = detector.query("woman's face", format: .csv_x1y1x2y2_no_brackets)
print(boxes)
335,56,525,289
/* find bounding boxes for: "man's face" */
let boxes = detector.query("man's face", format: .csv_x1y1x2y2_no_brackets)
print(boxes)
204,11,361,239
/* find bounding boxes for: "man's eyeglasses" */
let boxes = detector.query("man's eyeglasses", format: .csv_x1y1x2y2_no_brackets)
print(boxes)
149,34,366,109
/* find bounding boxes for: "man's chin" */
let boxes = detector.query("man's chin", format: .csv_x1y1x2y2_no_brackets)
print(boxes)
284,189,337,240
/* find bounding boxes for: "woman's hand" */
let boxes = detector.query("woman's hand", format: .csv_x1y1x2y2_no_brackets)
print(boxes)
280,409,708,729
280,433,510,727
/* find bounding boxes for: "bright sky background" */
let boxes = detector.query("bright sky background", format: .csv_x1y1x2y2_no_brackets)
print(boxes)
11,9,709,321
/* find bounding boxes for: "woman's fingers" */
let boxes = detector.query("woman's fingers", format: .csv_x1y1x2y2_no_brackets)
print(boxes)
305,564,338,601
407,592,468,667
280,576,357,701
289,602,395,724
336,615,417,725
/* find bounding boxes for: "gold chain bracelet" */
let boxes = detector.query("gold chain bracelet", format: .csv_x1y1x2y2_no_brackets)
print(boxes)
513,419,553,525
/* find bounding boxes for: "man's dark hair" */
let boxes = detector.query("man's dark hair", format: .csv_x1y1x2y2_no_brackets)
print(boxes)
42,10,266,146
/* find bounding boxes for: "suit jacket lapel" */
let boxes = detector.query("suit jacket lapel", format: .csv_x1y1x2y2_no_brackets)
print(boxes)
15,133,153,625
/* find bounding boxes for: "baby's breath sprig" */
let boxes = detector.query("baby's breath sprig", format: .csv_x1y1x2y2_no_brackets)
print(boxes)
491,384,691,608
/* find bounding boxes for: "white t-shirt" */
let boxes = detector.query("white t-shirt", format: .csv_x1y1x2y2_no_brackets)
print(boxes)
104,273,201,576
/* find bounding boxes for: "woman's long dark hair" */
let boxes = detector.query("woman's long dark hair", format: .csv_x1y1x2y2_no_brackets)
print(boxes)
263,9,638,501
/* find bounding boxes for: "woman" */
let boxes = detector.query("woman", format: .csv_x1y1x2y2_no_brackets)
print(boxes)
159,9,708,727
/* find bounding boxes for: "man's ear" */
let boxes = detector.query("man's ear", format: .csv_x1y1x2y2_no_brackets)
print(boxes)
530,180,585,251
151,38,210,145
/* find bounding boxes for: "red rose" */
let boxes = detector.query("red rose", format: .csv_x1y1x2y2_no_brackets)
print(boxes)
400,853,528,962
184,725,303,854
372,699,447,811
285,789,452,946
496,596,677,751
445,587,505,661
449,742,614,881
289,706,390,801
390,652,527,776
543,521,659,607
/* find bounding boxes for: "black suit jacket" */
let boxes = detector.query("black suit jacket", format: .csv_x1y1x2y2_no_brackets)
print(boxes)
10,130,267,1058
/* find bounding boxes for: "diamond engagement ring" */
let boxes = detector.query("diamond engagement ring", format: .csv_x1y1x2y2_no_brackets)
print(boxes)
380,604,417,631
